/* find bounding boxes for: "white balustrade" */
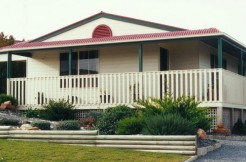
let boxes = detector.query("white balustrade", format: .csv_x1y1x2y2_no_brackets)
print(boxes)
7,69,230,108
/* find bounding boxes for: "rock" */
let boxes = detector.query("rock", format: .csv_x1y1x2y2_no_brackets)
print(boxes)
20,124,33,130
29,127,40,130
213,122,231,135
197,128,207,139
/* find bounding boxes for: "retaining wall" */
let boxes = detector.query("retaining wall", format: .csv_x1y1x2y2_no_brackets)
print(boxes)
0,126,197,155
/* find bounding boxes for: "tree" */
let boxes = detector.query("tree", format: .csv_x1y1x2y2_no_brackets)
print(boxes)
0,32,15,48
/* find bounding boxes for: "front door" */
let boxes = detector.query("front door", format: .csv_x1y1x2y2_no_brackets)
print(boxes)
160,48,169,71
160,48,169,98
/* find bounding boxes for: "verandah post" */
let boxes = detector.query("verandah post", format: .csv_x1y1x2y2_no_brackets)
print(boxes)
7,52,12,78
217,38,223,68
240,51,244,75
68,49,72,75
139,44,143,72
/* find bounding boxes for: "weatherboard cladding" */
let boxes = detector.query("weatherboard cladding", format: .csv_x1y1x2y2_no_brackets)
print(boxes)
2,28,220,50
29,11,185,42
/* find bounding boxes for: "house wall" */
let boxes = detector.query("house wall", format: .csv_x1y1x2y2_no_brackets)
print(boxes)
160,40,200,70
44,18,167,42
27,51,60,77
100,44,160,73
0,54,27,62
199,42,244,74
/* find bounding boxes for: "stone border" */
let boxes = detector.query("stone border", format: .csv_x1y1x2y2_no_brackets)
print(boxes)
184,142,221,162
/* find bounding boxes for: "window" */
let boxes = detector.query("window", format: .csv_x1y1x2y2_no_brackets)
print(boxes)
60,50,99,76
60,52,78,76
238,65,246,76
79,50,99,75
210,54,227,69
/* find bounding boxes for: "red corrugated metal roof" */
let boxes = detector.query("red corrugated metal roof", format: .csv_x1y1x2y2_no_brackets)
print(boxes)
0,28,221,51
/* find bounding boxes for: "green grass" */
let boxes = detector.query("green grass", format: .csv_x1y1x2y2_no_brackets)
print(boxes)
0,139,189,162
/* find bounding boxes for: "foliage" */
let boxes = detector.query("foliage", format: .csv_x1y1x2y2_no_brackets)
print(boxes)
0,118,19,126
0,32,15,48
136,96,212,131
116,117,144,135
0,93,17,105
56,120,80,130
22,108,40,118
232,118,246,135
0,139,189,162
31,121,50,130
41,99,76,121
82,116,96,129
142,113,196,135
97,105,136,135
85,111,102,121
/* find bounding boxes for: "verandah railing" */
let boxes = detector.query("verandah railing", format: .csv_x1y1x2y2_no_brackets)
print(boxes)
7,69,223,108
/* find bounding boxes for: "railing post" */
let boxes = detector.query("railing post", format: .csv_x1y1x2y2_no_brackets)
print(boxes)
218,69,223,102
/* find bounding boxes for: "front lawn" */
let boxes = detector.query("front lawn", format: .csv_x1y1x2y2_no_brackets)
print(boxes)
0,140,189,162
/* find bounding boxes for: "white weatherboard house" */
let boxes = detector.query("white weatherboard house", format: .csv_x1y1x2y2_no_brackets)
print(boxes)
0,12,246,129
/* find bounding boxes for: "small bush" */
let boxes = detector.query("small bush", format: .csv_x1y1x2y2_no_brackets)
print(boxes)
23,108,40,118
0,118,19,126
85,111,102,121
56,120,80,130
31,121,50,130
142,113,196,135
232,118,246,135
41,99,76,121
116,117,144,135
97,105,136,135
0,94,17,105
136,96,212,131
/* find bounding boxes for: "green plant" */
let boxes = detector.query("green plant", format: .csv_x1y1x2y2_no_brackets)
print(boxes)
0,94,17,105
142,113,196,135
97,105,136,135
41,99,76,121
116,117,144,135
23,108,40,118
56,120,80,130
31,121,50,130
85,111,102,121
0,118,19,126
136,96,212,131
232,118,246,135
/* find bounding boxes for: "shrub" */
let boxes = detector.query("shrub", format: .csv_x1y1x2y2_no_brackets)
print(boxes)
23,108,40,118
31,121,50,130
82,116,96,129
41,99,76,121
85,111,102,121
0,94,17,105
0,118,19,126
56,120,80,130
97,105,136,135
136,96,212,131
116,117,144,135
142,113,196,135
232,118,246,135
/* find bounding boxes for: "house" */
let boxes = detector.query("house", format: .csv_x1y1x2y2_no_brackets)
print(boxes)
0,12,245,129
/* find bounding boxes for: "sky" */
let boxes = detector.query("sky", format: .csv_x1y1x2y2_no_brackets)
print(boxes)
1,0,246,45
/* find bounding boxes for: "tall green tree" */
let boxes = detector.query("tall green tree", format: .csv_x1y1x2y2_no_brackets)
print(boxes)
0,32,15,48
